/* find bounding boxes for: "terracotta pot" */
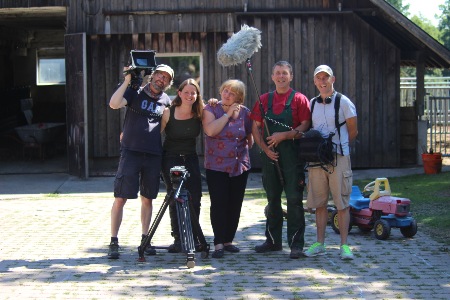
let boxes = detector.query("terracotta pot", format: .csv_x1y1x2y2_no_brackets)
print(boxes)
422,153,442,174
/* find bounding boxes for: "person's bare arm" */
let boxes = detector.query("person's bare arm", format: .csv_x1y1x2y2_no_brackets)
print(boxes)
109,70,131,109
266,120,311,147
246,133,254,149
160,107,170,133
346,116,358,142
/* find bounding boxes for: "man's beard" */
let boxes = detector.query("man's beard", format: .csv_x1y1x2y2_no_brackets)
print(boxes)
150,80,164,93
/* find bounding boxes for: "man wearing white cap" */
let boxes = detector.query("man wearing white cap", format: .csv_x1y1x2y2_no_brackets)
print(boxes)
107,64,174,259
303,65,358,260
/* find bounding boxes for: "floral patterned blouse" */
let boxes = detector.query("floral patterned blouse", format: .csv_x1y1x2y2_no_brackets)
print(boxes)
203,103,252,177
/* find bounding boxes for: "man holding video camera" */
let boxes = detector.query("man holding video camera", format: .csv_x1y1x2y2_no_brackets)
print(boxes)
107,62,174,259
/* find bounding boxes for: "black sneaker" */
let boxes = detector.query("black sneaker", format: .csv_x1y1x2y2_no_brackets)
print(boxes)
254,241,283,253
289,246,302,259
144,243,156,255
108,241,120,259
168,241,181,253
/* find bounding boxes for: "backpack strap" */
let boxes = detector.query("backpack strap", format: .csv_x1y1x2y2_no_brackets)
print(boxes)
334,92,345,155
310,97,318,127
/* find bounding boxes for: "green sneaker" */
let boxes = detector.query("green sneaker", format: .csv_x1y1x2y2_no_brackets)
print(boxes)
303,242,326,257
340,244,354,260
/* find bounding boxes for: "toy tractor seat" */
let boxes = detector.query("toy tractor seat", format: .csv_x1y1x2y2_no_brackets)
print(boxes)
364,178,392,201
349,186,370,210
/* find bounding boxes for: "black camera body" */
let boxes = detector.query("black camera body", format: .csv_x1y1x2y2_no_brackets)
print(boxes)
124,50,157,90
170,166,190,189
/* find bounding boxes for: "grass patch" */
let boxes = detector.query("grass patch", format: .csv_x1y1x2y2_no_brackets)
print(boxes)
354,171,450,245
244,172,450,245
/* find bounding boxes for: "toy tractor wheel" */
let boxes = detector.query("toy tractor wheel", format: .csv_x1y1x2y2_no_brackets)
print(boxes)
374,219,391,240
400,219,418,238
330,210,352,234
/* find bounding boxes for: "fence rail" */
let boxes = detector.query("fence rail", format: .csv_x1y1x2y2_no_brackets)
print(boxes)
400,77,450,156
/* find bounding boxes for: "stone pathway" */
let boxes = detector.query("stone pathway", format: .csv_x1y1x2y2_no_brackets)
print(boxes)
0,185,449,299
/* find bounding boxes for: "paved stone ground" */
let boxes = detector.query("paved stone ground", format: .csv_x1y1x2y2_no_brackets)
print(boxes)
0,172,449,300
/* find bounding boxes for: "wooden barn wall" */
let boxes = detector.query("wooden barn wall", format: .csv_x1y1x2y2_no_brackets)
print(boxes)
65,0,375,35
0,0,67,7
87,11,400,169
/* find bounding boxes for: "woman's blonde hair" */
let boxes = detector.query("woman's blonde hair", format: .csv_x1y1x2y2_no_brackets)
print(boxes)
219,79,246,104
171,78,204,119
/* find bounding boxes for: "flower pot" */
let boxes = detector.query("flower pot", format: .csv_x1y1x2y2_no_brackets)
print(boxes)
421,153,442,174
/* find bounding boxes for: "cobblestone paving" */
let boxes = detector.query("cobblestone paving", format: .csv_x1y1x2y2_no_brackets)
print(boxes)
1,179,449,300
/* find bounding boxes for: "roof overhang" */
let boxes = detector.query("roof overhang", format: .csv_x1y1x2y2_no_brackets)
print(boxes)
356,0,450,68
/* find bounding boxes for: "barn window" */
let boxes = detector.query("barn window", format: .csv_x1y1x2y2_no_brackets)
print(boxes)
36,48,66,85
156,53,202,98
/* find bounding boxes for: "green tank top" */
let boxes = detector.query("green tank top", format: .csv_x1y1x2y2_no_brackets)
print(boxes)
163,106,201,155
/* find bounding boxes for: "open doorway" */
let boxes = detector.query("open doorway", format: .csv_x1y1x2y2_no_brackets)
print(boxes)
0,8,67,174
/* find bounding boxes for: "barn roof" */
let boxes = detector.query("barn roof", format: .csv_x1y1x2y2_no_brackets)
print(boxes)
361,0,450,68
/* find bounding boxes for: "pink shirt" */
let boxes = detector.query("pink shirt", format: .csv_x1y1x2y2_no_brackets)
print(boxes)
204,104,252,176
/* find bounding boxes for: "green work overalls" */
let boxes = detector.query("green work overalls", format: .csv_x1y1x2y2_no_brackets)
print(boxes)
260,90,306,249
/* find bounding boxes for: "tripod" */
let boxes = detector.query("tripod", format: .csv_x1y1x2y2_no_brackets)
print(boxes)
138,166,210,268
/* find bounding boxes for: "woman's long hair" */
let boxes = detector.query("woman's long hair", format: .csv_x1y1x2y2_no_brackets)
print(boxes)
171,78,204,119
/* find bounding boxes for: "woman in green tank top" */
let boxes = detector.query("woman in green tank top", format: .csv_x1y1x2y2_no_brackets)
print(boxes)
160,78,204,253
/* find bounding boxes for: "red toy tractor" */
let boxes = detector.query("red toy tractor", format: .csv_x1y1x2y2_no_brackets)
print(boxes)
330,178,418,240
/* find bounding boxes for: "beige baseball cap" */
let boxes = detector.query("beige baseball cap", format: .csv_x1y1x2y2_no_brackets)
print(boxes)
154,64,174,80
314,65,333,77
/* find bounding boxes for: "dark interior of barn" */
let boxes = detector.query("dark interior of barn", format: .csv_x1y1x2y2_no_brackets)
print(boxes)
0,8,68,174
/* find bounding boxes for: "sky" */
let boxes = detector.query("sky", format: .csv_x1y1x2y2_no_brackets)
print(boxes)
404,0,446,26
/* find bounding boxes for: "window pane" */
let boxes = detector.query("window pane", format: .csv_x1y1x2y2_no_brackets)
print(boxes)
38,58,66,85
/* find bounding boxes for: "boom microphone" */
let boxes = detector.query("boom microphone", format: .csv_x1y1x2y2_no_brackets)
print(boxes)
217,25,262,67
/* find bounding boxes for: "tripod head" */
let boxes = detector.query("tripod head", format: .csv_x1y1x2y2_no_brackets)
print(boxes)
170,166,190,191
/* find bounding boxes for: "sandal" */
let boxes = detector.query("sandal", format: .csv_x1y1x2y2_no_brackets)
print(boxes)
211,249,224,258
223,245,240,253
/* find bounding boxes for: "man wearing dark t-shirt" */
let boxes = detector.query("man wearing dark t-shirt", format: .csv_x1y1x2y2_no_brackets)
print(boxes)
108,64,174,259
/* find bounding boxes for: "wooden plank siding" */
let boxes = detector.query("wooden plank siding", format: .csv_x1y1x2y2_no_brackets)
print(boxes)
65,0,402,168
0,0,67,7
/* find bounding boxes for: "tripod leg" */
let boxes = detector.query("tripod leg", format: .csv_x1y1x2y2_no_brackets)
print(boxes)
137,193,171,262
188,197,210,258
176,190,196,268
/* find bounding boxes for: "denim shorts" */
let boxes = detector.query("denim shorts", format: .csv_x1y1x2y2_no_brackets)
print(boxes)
114,149,162,200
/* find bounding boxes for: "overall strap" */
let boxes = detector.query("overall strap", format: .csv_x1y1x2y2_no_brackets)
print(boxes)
268,90,296,112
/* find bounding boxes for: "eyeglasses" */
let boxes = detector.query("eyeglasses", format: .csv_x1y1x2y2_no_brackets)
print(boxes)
153,72,171,82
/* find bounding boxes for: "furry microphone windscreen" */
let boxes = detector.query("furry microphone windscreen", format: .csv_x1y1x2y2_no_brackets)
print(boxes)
217,25,262,67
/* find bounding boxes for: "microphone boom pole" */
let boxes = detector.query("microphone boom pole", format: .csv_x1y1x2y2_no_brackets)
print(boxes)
246,59,285,187
217,25,284,186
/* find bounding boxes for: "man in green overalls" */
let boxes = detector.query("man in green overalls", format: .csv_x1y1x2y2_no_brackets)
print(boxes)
250,61,311,259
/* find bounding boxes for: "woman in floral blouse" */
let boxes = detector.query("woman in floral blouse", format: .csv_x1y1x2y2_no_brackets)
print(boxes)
202,79,253,258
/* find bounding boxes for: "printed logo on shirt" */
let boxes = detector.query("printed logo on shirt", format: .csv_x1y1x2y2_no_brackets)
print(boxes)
141,99,163,115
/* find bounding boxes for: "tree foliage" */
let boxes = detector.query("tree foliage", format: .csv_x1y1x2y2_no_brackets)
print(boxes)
438,0,450,51
385,0,410,16
385,0,448,76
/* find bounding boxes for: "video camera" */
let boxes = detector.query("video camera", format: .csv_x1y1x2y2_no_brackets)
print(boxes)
170,166,190,190
124,50,157,90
